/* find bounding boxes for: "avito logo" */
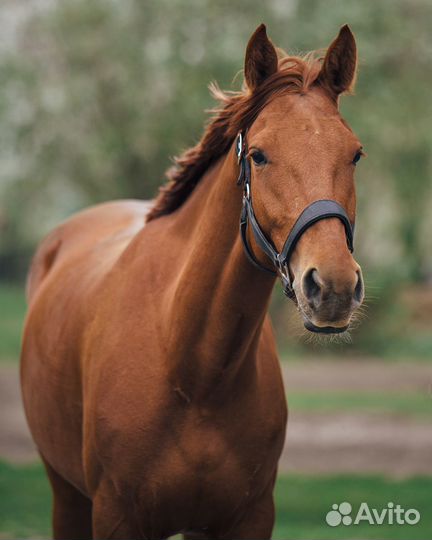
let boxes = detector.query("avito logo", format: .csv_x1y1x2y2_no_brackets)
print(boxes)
326,501,421,527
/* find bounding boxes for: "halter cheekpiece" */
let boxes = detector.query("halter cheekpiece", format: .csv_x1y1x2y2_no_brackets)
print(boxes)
235,130,354,299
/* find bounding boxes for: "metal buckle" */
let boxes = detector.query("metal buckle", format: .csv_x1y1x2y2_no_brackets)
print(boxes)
236,132,243,163
276,257,292,290
244,181,250,200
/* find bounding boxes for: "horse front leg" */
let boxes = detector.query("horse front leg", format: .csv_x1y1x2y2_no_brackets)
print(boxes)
219,484,276,540
184,483,276,540
91,479,142,540
42,456,93,540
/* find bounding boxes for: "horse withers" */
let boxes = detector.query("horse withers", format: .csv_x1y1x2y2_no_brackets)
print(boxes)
21,24,364,539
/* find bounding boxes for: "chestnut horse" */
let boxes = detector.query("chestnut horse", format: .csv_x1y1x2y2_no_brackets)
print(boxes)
21,24,364,539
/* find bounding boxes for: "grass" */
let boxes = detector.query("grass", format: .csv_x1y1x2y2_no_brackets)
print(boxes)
274,474,432,540
0,461,51,539
0,460,431,539
0,283,26,364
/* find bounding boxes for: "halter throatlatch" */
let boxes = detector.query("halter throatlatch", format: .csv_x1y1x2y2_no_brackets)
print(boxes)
236,131,354,299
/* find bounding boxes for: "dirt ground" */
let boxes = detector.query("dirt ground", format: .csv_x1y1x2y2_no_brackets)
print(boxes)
281,359,432,477
1,360,431,476
281,358,432,393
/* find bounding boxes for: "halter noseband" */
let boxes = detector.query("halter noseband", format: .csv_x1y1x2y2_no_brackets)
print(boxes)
236,131,354,299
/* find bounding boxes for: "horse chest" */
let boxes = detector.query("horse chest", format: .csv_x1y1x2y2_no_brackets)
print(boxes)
109,416,282,532
95,396,285,525
88,351,286,531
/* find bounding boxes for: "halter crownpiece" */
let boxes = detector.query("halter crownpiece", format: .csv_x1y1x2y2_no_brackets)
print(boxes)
235,131,355,299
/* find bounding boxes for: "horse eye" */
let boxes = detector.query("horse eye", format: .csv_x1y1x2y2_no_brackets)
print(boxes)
251,151,267,166
352,151,363,165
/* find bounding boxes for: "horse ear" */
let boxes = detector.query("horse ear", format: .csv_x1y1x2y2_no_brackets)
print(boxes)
319,25,357,98
244,24,278,92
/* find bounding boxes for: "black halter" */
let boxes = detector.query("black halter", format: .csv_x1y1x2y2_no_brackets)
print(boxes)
236,131,354,299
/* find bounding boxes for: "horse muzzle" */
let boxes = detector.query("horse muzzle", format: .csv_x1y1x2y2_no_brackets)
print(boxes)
295,266,364,334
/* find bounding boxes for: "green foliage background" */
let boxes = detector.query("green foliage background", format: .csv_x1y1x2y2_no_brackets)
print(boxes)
0,0,431,356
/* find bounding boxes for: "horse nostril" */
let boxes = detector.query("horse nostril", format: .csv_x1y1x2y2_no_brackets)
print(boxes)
302,268,322,306
354,270,364,304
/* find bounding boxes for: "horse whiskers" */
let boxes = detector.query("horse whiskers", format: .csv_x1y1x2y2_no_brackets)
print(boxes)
348,307,368,328
285,311,307,339
363,294,378,303
353,307,369,319
301,327,352,346
295,303,369,345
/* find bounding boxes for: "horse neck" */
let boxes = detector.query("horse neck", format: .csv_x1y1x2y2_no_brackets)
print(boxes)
165,144,276,392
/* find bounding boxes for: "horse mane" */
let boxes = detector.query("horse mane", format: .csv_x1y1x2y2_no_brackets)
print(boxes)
146,51,324,222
